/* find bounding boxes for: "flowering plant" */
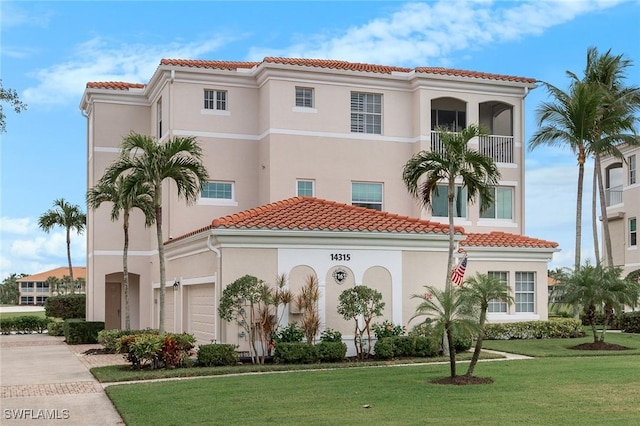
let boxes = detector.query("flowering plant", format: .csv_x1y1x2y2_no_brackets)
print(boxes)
372,320,405,339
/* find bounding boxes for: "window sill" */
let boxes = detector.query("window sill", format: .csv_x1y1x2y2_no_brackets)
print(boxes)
198,198,238,207
200,109,231,116
292,107,317,113
487,313,539,321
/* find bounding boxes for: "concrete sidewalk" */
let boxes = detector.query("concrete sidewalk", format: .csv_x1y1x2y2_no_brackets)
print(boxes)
0,334,124,425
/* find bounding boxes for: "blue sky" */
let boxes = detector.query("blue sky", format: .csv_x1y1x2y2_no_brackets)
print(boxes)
1,0,639,279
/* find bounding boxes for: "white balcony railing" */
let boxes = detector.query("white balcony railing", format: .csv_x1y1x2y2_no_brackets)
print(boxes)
605,186,623,206
430,132,515,163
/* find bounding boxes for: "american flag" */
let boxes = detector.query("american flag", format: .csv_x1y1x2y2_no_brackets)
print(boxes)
451,254,467,286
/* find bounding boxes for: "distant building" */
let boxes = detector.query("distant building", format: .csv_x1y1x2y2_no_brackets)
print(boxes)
81,57,559,352
17,267,87,305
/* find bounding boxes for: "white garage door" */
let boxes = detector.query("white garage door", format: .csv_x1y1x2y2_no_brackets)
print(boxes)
188,284,215,344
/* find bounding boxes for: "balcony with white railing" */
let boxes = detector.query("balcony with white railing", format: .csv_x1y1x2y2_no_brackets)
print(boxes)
605,185,623,206
429,131,515,163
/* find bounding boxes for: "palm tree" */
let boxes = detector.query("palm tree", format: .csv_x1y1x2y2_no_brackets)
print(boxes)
403,125,500,288
410,285,477,378
529,80,600,270
102,132,208,332
38,198,86,287
87,173,154,330
578,47,640,267
553,261,639,343
459,273,513,377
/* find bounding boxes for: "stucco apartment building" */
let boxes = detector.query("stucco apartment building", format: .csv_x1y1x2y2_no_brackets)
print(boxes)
602,144,639,278
17,267,86,305
80,57,558,350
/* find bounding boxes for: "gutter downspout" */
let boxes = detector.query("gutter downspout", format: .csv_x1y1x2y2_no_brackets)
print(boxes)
207,234,222,343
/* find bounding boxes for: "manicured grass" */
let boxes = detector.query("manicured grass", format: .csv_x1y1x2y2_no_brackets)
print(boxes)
482,332,640,357
0,310,47,320
106,356,640,425
91,352,503,383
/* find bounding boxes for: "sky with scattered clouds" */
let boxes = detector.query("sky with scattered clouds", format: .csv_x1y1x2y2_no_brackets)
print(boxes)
1,0,639,279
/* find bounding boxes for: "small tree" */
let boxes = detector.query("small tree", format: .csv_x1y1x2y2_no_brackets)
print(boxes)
0,273,25,304
337,285,385,360
295,275,321,344
256,274,292,357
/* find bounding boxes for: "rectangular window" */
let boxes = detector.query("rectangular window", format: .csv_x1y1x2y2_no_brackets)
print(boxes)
204,90,228,111
21,282,34,292
352,182,383,211
157,98,162,138
295,87,314,108
297,180,315,197
351,92,382,134
481,187,514,219
630,217,637,247
487,271,508,313
20,296,34,305
201,182,233,200
431,185,467,218
36,282,49,292
515,272,535,313
629,154,636,185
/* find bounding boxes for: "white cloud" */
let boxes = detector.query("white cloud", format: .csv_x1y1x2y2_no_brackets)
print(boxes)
248,0,624,65
0,217,36,235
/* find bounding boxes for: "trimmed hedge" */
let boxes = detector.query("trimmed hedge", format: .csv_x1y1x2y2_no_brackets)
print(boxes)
64,319,105,344
374,336,438,360
620,311,640,333
45,294,86,320
197,344,238,366
484,319,584,340
580,312,624,329
47,320,65,336
0,316,52,334
273,342,317,364
316,341,347,362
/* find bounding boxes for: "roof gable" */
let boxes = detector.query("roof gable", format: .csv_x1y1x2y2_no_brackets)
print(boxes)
18,267,87,282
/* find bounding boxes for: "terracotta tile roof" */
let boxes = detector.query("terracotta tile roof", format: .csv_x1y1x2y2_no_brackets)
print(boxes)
263,57,411,74
18,267,87,282
160,59,260,70
461,232,558,249
85,82,145,90
211,197,457,234
415,67,537,83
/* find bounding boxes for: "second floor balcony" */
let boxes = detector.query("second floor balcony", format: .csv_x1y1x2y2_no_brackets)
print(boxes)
605,185,623,207
430,131,515,164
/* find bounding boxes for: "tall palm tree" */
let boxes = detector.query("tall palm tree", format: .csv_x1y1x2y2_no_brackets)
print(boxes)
102,132,208,332
529,80,600,270
38,198,86,288
410,285,477,378
403,125,500,288
459,273,513,377
87,173,154,330
578,47,640,267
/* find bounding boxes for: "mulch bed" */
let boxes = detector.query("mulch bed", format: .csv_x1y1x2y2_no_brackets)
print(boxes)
83,348,113,355
570,341,630,351
430,375,494,385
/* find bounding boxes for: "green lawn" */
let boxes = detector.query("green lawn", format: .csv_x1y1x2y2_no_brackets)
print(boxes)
0,310,46,320
106,356,640,425
482,332,640,357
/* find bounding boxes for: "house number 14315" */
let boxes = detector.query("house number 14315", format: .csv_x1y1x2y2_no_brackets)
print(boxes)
330,253,351,261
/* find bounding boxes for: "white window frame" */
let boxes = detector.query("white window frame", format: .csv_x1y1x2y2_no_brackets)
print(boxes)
487,271,508,313
481,187,514,220
350,92,382,134
351,182,383,211
21,282,34,292
296,179,315,197
515,272,535,313
630,217,637,247
629,154,636,185
198,181,238,206
156,98,163,139
295,87,314,108
202,89,230,116
431,184,467,218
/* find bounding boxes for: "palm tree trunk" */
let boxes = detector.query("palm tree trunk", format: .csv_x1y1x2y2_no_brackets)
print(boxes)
591,165,600,263
66,227,75,292
123,210,130,331
595,153,614,267
156,202,166,333
446,325,456,378
466,309,487,377
574,148,585,271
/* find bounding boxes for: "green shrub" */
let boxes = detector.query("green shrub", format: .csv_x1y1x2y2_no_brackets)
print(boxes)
273,342,317,364
374,336,438,359
374,337,395,360
620,311,640,333
274,323,304,343
580,311,624,329
197,344,238,366
45,294,86,319
98,329,159,353
116,332,196,369
47,320,65,336
64,320,104,344
372,320,405,339
129,334,164,368
0,317,15,334
319,328,343,343
161,333,196,368
484,319,584,340
315,341,347,362
454,329,473,352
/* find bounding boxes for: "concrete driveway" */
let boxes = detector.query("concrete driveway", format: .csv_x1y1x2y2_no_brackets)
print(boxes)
0,333,124,425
